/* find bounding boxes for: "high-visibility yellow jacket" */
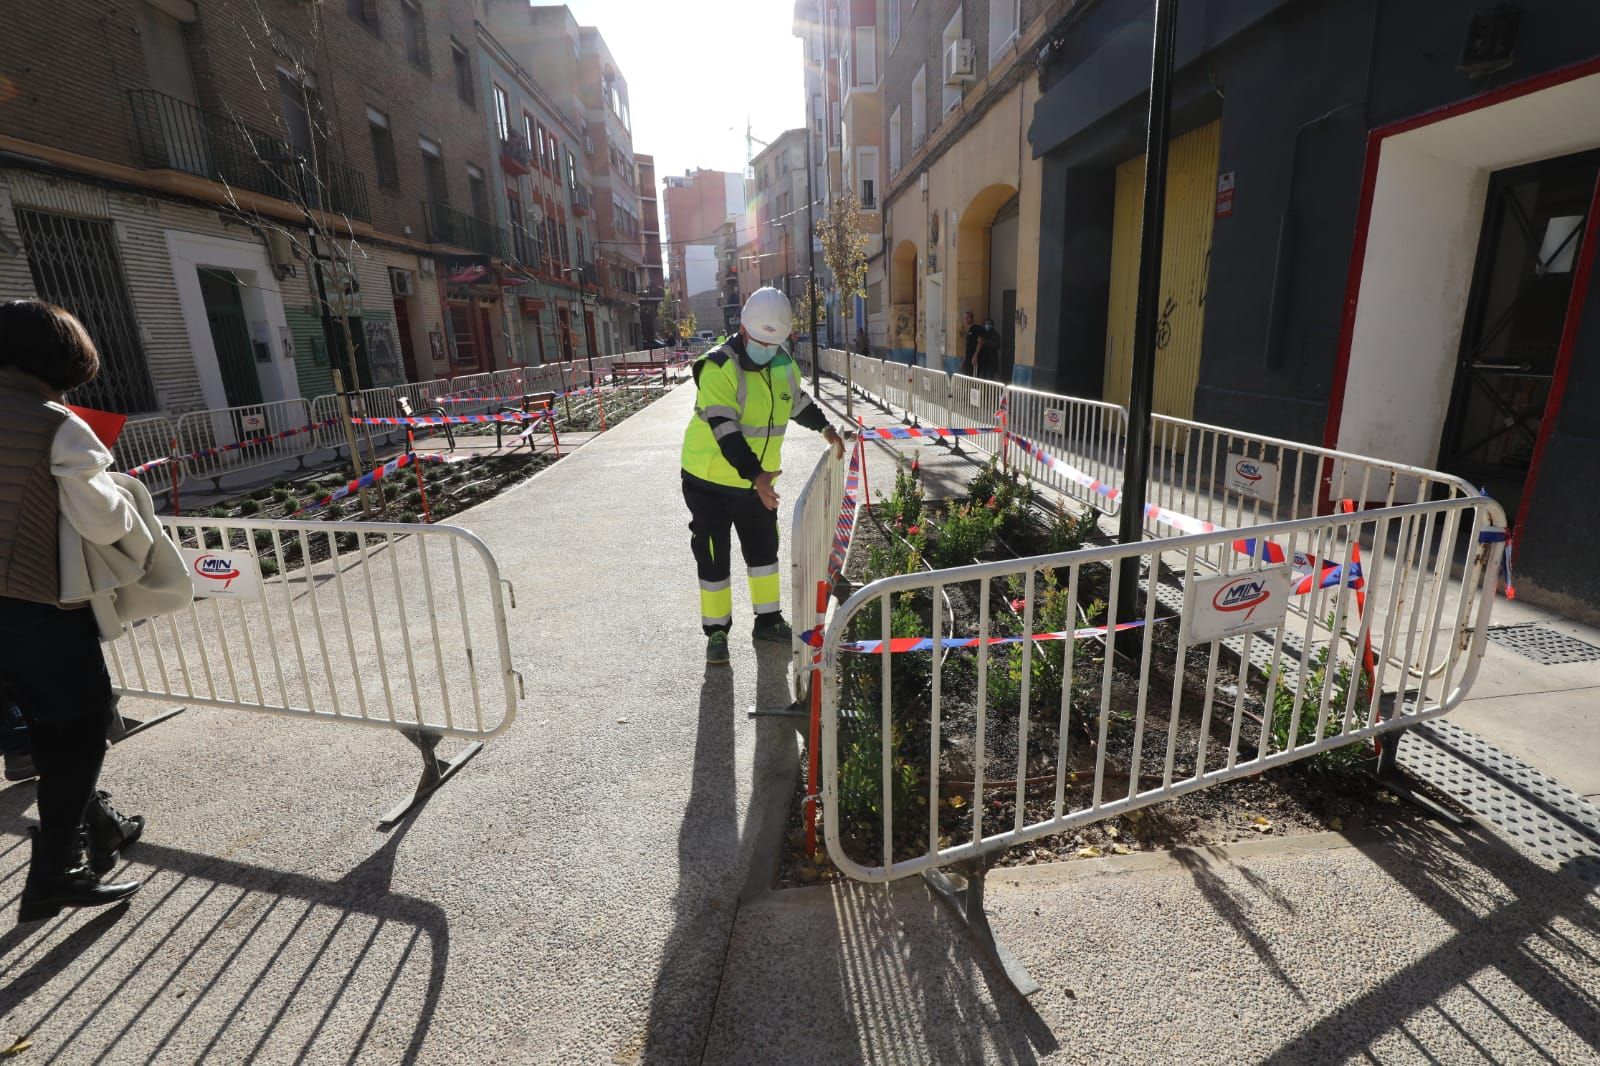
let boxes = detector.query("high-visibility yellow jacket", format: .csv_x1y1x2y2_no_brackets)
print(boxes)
681,337,832,491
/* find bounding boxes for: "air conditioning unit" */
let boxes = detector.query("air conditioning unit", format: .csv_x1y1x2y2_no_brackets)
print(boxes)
390,268,415,297
943,39,977,85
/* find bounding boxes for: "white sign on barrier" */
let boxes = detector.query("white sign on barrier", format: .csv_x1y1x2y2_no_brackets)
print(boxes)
1187,566,1291,645
240,412,266,431
1225,453,1279,503
1044,408,1064,430
181,548,262,601
969,388,980,405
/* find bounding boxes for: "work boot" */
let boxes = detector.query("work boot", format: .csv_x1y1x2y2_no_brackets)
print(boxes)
17,828,140,923
706,631,730,666
84,791,144,876
3,750,36,782
752,615,793,645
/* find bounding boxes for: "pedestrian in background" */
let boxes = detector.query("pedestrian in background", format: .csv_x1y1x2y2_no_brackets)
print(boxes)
0,299,146,922
961,310,989,378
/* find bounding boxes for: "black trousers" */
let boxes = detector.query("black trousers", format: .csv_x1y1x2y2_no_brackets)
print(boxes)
683,477,781,636
0,596,113,871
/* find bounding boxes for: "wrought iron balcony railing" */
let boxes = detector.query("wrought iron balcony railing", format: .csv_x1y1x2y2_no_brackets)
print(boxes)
421,201,498,257
127,90,371,223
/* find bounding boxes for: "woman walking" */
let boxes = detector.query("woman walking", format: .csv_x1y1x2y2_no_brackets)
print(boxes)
0,300,144,922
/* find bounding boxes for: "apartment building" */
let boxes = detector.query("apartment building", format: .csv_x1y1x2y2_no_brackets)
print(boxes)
0,0,510,424
636,153,664,343
744,130,811,299
484,2,642,356
878,0,1060,381
716,219,742,333
662,168,743,313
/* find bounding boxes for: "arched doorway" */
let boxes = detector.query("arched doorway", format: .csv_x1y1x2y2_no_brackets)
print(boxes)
890,239,919,360
956,183,1020,379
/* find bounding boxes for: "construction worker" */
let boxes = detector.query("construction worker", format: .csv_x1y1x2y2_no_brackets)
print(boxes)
682,287,848,665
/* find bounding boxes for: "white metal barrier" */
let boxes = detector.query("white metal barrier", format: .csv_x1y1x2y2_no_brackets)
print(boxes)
1007,386,1128,516
107,515,522,824
788,445,853,692
175,398,319,488
945,372,1007,457
820,493,1505,885
113,415,182,496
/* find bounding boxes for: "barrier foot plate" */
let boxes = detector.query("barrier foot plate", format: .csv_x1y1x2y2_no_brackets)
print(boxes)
923,866,1042,998
379,731,484,830
747,700,807,719
110,706,185,744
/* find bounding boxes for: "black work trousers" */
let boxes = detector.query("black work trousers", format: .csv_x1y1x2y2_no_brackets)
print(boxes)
0,596,113,872
683,476,781,636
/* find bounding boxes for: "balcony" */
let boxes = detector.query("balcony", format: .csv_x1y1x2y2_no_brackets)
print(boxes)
499,132,532,176
580,261,600,288
127,90,370,222
421,200,498,256
571,182,593,217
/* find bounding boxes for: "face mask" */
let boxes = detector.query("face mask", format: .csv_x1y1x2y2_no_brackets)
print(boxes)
746,339,781,366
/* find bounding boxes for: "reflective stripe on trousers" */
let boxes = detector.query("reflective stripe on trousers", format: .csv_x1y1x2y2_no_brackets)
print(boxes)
683,478,781,636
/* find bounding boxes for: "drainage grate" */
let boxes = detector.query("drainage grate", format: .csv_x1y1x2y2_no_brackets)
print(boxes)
1485,623,1600,665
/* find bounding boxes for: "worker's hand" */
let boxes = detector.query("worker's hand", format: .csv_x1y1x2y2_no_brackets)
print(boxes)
823,426,848,460
754,470,782,511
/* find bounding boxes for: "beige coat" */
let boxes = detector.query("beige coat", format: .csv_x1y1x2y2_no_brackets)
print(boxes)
58,472,193,641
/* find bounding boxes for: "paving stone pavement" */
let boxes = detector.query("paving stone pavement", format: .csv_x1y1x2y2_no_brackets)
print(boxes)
0,368,1595,1064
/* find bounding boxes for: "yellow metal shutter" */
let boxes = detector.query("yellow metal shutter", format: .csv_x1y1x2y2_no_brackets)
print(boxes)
1103,119,1221,421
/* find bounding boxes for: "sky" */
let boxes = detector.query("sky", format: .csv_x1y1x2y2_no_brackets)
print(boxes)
555,0,808,189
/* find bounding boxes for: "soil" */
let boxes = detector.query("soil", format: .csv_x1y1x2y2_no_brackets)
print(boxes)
777,471,1434,890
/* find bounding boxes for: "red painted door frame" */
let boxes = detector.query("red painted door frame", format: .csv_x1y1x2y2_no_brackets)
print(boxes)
1321,55,1600,522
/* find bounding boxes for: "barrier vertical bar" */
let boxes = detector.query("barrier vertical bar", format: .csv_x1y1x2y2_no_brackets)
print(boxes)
804,579,828,858
169,438,182,516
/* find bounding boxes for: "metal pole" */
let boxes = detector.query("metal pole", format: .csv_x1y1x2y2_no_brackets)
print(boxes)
1116,0,1179,624
806,127,820,390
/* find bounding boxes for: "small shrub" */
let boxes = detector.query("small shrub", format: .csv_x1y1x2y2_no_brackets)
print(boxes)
238,498,261,516
324,501,343,521
253,529,275,551
250,486,273,501
207,505,230,519
878,463,924,531
932,503,996,568
836,720,919,828
1048,505,1093,555
273,479,289,491
404,489,423,507
336,531,358,553
202,529,223,549
399,511,419,524
272,487,295,504
258,556,280,579
1269,639,1371,774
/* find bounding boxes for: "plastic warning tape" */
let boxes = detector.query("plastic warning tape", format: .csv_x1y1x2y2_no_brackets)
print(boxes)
294,451,447,514
350,413,543,426
857,425,994,440
177,419,340,463
123,456,171,478
801,618,1155,655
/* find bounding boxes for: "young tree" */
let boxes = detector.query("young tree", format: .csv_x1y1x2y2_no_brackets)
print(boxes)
816,190,869,324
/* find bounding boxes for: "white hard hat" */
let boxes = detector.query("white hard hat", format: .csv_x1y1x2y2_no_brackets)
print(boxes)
741,287,792,343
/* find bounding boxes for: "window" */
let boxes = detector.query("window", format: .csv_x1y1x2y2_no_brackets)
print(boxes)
493,85,510,143
989,0,1019,61
367,107,398,190
420,142,446,206
829,102,840,148
451,42,473,107
910,67,926,147
467,164,488,220
507,193,527,261
854,26,876,86
536,123,549,170
889,107,901,173
942,8,963,115
857,147,879,209
566,149,578,190
888,0,900,52
524,113,538,164
346,0,378,32
401,1,427,71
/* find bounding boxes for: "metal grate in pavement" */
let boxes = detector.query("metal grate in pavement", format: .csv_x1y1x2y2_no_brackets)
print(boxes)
1399,718,1600,882
1485,622,1600,665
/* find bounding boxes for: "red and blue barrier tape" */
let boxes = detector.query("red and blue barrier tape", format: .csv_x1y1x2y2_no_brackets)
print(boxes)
857,425,995,441
178,419,340,463
350,412,545,426
294,451,447,514
826,440,865,582
124,455,172,478
800,618,1156,655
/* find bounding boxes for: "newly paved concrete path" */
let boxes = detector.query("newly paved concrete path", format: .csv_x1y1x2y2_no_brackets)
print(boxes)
2,369,1597,1064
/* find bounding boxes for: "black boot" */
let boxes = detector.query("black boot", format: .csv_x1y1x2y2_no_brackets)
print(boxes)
18,828,139,923
84,791,144,876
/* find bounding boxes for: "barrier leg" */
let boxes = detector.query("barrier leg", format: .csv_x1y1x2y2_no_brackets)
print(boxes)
108,700,185,743
923,860,1042,998
378,727,485,829
1369,726,1469,827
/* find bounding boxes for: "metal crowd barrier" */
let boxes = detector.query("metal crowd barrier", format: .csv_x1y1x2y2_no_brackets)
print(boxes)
821,493,1505,883
1008,386,1128,516
945,372,1008,457
175,398,318,489
106,515,522,825
787,445,852,696
113,415,183,496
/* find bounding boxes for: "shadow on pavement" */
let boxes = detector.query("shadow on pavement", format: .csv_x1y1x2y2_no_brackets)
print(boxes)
0,780,448,1065
638,648,798,1064
1261,822,1600,1063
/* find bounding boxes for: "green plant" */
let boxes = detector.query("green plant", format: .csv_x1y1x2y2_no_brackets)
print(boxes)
207,505,230,519
404,489,423,507
932,502,997,567
1269,641,1371,773
988,569,1079,716
324,501,343,521
878,463,924,532
272,487,295,504
1047,506,1093,555
253,529,275,551
251,486,273,500
274,478,289,490
336,531,358,553
258,556,279,579
835,720,919,827
238,498,261,516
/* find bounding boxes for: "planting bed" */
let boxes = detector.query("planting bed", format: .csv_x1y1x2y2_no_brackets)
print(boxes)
778,457,1430,888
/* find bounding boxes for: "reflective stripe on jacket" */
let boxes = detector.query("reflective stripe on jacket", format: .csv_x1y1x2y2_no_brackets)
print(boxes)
680,344,805,489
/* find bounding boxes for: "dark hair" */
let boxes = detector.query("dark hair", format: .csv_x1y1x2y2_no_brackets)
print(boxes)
0,299,101,390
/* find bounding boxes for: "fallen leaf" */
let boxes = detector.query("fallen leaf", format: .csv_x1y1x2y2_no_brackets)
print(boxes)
1250,816,1273,833
3,1038,32,1057
948,795,967,809
1110,843,1132,855
1076,845,1103,859
1106,825,1120,839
